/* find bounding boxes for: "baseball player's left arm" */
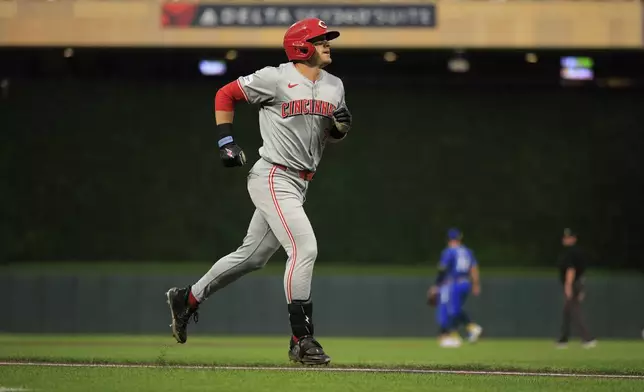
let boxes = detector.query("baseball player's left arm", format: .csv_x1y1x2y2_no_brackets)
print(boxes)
328,82,351,143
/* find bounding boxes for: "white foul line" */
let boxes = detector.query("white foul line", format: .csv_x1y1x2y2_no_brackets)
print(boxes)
0,362,642,379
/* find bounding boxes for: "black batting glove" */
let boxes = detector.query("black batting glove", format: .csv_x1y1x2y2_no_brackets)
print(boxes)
333,106,352,127
219,143,246,167
217,124,247,168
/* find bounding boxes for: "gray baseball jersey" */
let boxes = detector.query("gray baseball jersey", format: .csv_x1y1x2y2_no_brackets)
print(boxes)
237,62,347,172
191,62,348,307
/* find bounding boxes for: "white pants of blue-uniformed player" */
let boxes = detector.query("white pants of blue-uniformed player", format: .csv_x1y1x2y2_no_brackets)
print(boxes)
191,158,316,304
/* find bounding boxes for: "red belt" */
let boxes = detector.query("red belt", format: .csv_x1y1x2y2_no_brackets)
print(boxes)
274,164,315,181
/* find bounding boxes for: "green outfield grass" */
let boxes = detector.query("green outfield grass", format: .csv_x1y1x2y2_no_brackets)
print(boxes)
2,260,639,277
1,335,643,374
1,366,641,392
0,335,643,392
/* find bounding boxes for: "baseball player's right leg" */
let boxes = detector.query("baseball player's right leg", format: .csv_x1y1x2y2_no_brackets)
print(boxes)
166,209,280,344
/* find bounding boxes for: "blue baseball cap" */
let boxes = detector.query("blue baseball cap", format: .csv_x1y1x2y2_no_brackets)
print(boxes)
447,228,462,240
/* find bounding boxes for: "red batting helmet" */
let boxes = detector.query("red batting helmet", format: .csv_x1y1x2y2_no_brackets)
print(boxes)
283,18,340,61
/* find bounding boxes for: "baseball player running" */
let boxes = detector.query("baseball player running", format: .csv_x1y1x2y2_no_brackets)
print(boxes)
165,18,352,366
428,228,482,347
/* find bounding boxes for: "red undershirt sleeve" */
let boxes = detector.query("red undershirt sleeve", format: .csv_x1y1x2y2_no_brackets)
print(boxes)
214,80,247,112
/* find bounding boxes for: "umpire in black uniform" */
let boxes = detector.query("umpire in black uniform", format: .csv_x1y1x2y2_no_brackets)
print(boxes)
556,228,596,348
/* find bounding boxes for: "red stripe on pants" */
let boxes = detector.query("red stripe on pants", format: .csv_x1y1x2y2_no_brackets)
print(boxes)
269,166,297,302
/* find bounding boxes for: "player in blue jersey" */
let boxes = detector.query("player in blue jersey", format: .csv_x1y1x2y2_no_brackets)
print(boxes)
429,228,482,347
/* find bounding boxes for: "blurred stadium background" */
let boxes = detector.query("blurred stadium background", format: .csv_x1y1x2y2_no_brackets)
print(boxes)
1,1,644,390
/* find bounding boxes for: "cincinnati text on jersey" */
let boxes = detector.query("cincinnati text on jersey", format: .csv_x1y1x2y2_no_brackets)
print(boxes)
281,99,337,119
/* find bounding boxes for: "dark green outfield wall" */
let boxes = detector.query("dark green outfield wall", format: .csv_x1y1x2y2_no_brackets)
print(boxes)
1,274,642,338
1,78,643,268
